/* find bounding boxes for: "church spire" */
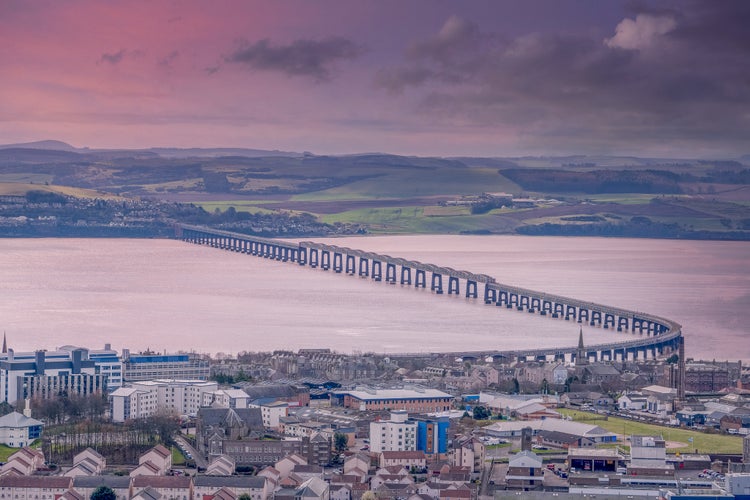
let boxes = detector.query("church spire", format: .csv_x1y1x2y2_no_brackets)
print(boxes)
2,332,6,354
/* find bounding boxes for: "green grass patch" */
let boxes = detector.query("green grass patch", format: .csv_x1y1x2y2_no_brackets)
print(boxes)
559,409,744,454
171,445,186,465
0,444,21,462
197,201,277,215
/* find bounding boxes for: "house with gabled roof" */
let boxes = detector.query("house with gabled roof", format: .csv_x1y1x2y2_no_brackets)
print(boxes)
294,477,328,500
0,412,43,448
0,475,73,499
193,475,267,500
72,476,131,500
132,475,192,500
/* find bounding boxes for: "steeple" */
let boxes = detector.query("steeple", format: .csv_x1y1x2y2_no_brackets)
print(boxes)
2,332,6,354
576,326,588,366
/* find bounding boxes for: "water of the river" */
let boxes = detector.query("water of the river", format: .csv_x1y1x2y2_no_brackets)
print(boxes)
0,236,747,361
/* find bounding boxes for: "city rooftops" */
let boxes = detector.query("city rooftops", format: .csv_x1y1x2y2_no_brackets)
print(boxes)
335,387,452,401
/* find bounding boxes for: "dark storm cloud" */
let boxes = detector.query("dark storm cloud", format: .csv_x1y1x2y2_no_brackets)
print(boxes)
377,2,750,153
99,49,126,65
226,36,364,81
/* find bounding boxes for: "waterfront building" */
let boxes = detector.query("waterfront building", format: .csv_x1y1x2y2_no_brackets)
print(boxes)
744,434,750,464
121,349,209,382
0,348,106,405
60,344,123,391
332,387,452,412
369,411,417,453
0,411,42,448
110,379,218,422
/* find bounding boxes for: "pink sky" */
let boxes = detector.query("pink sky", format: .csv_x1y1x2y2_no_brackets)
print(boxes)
1,1,748,157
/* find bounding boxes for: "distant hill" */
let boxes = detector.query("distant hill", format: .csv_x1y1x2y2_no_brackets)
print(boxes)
0,140,79,152
0,140,301,159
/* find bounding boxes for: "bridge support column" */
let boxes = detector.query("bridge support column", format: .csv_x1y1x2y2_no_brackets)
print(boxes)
415,269,426,288
372,261,382,281
466,280,477,299
321,250,330,270
345,255,356,275
604,314,615,329
298,247,307,266
484,286,496,304
401,267,412,285
358,258,369,277
386,263,397,284
431,273,443,294
617,316,628,332
333,252,343,273
448,276,459,295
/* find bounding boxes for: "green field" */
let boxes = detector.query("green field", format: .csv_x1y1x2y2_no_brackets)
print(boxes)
560,409,744,454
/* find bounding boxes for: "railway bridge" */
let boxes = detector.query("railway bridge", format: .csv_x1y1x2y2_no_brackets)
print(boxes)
175,224,683,363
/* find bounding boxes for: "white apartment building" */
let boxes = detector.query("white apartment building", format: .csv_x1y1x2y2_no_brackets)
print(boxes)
110,379,217,422
369,410,417,453
202,389,251,409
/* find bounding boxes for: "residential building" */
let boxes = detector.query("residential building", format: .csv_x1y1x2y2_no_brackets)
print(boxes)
332,387,452,412
110,379,218,422
121,350,209,382
506,450,543,491
379,450,426,469
64,448,106,477
202,389,251,409
451,436,485,475
192,476,267,500
131,445,172,477
0,411,42,448
370,411,417,453
415,416,449,456
252,400,289,430
1,447,45,476
0,476,73,500
71,476,131,500
131,476,192,500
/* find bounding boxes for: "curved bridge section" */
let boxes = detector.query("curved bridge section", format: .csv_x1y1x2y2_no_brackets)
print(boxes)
176,224,682,362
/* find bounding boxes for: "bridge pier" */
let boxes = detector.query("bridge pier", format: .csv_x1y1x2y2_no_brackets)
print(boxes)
484,286,496,304
333,252,343,273
358,257,369,277
401,267,412,285
431,273,443,294
415,269,426,288
345,254,356,275
386,263,397,284
321,250,330,270
448,276,459,295
466,280,478,299
372,260,382,281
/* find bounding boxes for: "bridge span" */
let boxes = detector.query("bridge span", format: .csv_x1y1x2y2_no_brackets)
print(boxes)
175,224,682,363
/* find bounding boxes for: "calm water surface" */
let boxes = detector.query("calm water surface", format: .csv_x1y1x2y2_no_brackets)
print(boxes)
0,236,747,361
